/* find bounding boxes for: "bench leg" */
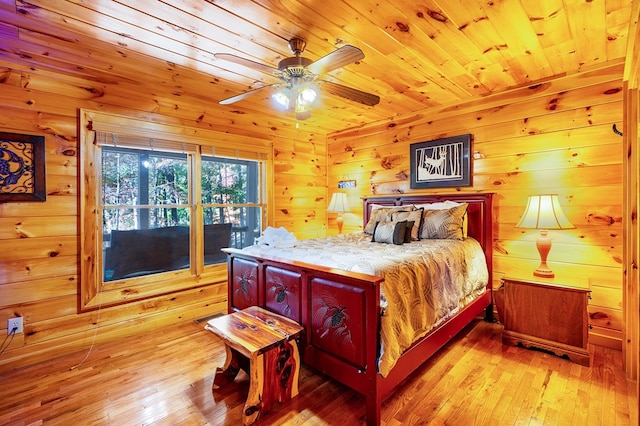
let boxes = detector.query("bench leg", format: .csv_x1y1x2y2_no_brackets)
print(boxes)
276,339,300,399
213,344,242,390
243,340,301,425
243,352,264,425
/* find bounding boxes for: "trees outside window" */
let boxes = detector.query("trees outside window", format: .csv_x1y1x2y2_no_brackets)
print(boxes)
101,148,261,281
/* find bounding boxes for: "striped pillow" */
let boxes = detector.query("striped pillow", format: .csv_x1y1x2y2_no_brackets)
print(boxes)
372,220,407,245
419,204,468,240
364,206,413,234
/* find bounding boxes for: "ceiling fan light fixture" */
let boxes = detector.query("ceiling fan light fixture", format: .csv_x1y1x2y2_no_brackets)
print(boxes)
297,86,318,106
272,89,291,109
295,108,312,121
294,98,312,120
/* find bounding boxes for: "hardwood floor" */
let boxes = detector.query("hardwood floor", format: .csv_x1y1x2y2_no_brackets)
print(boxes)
0,318,636,425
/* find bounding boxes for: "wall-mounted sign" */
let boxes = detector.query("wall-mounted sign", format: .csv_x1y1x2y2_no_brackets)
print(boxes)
338,180,356,189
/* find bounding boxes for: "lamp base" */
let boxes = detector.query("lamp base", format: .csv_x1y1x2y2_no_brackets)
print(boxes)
534,230,554,278
533,267,554,278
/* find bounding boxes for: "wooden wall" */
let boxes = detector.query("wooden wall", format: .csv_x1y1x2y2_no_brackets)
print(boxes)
0,62,325,371
327,61,625,349
273,135,329,240
0,56,627,370
623,0,640,383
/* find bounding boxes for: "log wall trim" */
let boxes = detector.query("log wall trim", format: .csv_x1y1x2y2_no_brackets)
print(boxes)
622,0,640,385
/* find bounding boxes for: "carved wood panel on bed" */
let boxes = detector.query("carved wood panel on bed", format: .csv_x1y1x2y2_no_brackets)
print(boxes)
224,193,493,425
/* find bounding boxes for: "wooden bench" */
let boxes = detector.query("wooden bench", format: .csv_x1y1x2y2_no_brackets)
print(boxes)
205,306,304,425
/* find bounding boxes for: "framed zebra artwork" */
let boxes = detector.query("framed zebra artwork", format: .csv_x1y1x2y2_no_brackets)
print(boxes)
410,134,472,189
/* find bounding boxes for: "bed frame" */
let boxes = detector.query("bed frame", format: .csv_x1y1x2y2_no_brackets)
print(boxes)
224,193,493,425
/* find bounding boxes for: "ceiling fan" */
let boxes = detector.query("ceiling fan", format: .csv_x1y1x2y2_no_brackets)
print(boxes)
214,38,380,120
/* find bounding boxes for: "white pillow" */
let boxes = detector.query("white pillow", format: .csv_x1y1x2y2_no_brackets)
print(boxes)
413,200,462,210
370,203,393,210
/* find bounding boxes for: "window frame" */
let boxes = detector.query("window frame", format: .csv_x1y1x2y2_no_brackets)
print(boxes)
79,110,272,311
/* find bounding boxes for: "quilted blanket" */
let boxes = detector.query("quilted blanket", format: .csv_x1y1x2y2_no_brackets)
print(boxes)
242,232,488,376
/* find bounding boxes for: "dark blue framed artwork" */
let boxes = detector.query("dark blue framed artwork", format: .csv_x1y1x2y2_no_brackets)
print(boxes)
0,132,46,202
410,134,472,189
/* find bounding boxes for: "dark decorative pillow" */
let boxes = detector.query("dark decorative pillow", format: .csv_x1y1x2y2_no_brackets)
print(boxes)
403,220,414,243
391,208,424,241
419,203,468,240
372,220,407,245
364,206,413,234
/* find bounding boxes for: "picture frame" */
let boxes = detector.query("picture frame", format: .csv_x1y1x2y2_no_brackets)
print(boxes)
337,179,357,189
0,132,46,202
410,134,472,189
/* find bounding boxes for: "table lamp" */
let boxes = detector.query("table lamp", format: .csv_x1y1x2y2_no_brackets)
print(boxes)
516,194,574,278
327,192,350,234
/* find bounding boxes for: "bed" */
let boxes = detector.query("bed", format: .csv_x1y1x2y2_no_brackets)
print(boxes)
223,193,493,425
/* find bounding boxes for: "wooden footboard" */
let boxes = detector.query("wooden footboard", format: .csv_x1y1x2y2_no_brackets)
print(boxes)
225,249,384,395
224,193,493,425
225,248,491,425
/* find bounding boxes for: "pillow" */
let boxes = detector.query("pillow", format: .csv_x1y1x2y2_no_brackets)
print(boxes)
419,203,468,240
403,220,414,243
391,208,423,241
414,201,468,238
364,206,413,234
372,220,407,245
370,203,392,210
413,200,462,210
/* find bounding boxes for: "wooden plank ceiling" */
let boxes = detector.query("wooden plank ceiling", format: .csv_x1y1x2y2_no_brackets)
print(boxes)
0,0,633,136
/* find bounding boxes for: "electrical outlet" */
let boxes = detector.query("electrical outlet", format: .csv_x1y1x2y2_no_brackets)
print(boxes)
7,317,23,335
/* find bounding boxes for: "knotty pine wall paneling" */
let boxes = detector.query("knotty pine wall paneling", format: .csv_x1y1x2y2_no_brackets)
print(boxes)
0,60,627,369
0,63,323,371
273,135,329,240
327,62,625,349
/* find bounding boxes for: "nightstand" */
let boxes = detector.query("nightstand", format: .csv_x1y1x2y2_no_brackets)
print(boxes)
499,276,591,366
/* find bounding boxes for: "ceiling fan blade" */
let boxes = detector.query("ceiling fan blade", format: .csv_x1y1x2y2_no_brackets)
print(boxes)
307,45,365,75
219,84,276,105
320,81,380,106
214,53,282,77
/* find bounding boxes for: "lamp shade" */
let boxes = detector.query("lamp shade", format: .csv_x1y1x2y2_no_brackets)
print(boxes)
516,194,574,230
327,192,350,213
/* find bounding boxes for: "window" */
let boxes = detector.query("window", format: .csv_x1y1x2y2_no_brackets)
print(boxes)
201,156,261,252
80,110,271,311
102,148,192,281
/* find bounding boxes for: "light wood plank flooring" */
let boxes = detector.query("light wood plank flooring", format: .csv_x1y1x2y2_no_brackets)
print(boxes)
0,318,636,425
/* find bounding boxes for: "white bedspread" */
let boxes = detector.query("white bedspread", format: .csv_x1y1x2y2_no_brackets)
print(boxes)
242,232,488,376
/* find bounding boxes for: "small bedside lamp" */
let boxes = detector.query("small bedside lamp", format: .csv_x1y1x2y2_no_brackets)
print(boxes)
327,192,350,234
516,194,574,278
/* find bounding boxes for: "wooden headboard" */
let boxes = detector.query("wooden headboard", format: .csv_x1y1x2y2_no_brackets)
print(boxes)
363,193,494,286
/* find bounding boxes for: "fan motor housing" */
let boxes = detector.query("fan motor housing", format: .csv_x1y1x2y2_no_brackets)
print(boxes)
278,56,313,74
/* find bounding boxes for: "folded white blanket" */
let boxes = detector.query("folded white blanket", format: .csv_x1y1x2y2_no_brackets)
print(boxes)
255,226,297,248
